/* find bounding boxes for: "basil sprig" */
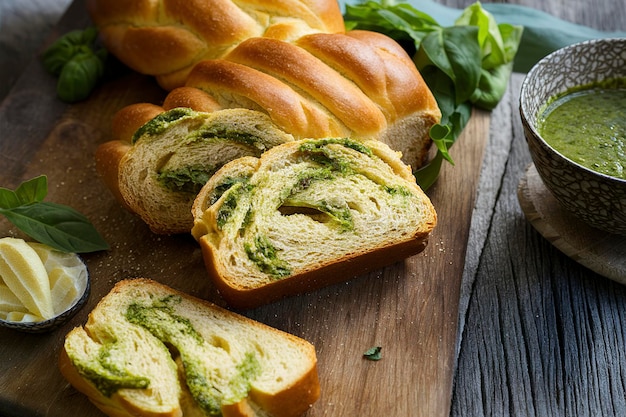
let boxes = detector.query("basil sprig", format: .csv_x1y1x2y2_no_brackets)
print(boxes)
0,176,109,253
41,27,108,103
344,1,522,189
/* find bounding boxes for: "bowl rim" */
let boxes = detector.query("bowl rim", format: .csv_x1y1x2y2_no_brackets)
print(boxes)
519,37,626,184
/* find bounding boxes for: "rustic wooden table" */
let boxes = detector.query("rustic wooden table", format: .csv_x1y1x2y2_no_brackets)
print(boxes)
442,1,626,416
1,1,624,417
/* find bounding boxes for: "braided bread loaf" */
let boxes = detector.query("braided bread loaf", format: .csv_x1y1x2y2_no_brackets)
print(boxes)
92,0,441,238
86,0,345,90
173,30,441,168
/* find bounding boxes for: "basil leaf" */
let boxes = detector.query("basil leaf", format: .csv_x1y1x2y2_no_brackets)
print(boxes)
14,175,48,205
418,26,482,106
57,52,105,102
41,27,109,103
41,30,86,76
471,62,514,110
0,176,109,253
0,188,22,210
343,1,521,189
0,202,109,253
363,346,383,361
414,152,445,191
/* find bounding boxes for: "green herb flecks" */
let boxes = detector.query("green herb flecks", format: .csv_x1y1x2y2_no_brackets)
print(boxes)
363,346,383,361
190,125,265,150
281,198,354,232
344,1,522,189
210,176,252,206
216,182,253,229
299,138,373,157
132,108,197,143
285,167,335,197
245,235,291,279
157,165,215,194
125,295,204,345
124,296,261,414
0,175,109,253
69,345,151,398
299,138,372,173
382,184,414,197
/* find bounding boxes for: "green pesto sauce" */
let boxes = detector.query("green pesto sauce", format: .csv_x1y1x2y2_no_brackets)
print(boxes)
124,296,261,415
189,125,264,150
281,197,354,232
382,184,414,197
70,346,150,397
157,164,215,194
290,167,335,194
185,352,260,415
216,182,253,229
299,138,373,173
210,176,251,205
299,137,373,156
125,295,204,345
244,235,291,278
132,108,197,144
537,81,626,179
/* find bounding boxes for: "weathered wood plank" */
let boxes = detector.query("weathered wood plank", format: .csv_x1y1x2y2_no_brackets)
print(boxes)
446,0,626,414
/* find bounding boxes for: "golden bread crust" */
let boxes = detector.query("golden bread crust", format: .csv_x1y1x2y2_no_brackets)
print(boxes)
185,59,348,138
162,87,223,112
111,103,165,143
87,0,344,90
94,140,133,211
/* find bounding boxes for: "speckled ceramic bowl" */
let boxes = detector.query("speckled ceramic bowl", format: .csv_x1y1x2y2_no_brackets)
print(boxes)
520,38,626,235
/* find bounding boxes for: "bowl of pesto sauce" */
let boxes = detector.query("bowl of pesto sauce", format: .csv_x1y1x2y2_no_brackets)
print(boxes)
520,38,626,236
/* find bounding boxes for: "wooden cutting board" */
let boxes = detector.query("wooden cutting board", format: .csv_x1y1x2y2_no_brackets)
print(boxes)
0,2,490,416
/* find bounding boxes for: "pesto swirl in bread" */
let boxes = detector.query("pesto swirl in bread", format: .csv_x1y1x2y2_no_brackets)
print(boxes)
191,138,437,309
104,107,294,234
59,279,320,417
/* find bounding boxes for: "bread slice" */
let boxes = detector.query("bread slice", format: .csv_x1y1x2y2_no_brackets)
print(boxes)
191,138,437,309
102,107,294,234
59,278,320,417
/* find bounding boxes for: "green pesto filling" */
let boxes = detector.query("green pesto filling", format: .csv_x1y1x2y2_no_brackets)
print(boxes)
299,137,373,156
124,295,261,415
210,176,251,206
185,352,260,415
69,345,151,398
132,108,197,144
125,295,204,345
298,138,372,174
216,182,253,229
382,184,414,197
157,165,215,194
245,235,291,278
189,125,264,149
282,198,354,232
289,167,335,195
